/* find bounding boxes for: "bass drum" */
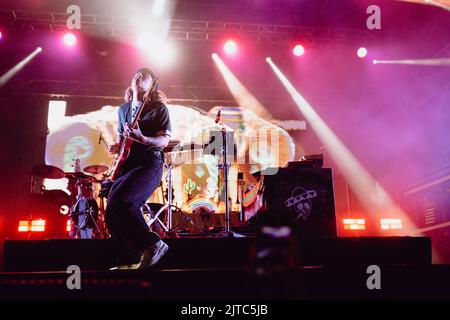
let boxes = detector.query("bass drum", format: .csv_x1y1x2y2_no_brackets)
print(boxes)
34,189,72,237
41,189,72,215
70,197,99,230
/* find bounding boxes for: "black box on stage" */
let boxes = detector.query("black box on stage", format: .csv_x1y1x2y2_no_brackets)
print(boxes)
251,167,337,237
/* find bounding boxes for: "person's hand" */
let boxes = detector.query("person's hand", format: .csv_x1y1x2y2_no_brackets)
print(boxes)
108,143,120,155
131,72,142,93
123,122,144,143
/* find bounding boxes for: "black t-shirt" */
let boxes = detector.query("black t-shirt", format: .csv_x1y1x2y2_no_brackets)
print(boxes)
117,100,171,165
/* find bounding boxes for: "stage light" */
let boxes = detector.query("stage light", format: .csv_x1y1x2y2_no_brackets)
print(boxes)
152,0,166,17
0,47,43,88
212,53,273,120
224,40,237,55
357,47,368,58
63,32,76,46
0,31,2,40
47,100,67,132
266,57,417,234
380,218,402,230
137,36,177,67
343,218,366,230
293,44,305,56
31,220,46,232
18,221,29,232
66,220,71,232
371,57,450,65
18,219,46,232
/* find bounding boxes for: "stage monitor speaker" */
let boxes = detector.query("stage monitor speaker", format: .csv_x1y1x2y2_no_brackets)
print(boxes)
251,167,337,237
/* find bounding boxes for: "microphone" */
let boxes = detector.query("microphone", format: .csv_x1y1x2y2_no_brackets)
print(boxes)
215,110,221,124
98,133,103,144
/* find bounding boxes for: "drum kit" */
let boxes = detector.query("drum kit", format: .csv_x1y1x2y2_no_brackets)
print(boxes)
28,130,242,239
30,161,109,239
27,139,209,239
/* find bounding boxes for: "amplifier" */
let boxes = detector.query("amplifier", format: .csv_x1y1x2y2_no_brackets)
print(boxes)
249,167,337,237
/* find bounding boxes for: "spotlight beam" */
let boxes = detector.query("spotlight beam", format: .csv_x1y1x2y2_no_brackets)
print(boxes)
373,57,450,65
212,53,273,120
0,47,42,88
397,0,450,12
266,57,418,234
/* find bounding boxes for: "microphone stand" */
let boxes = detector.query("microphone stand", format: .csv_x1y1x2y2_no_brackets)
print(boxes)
216,115,245,238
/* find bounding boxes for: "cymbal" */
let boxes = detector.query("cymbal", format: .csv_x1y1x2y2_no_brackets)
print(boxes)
31,164,65,179
64,172,94,180
83,164,109,175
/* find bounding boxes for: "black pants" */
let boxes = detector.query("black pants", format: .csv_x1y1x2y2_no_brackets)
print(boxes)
105,152,164,264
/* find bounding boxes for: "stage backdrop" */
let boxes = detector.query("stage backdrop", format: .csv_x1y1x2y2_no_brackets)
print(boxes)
44,103,295,213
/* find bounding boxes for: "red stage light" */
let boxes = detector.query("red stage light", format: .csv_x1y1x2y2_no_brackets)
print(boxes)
380,218,402,230
224,40,237,55
343,218,366,230
63,32,76,46
18,221,29,232
357,47,368,58
18,219,46,232
31,219,46,232
293,44,305,56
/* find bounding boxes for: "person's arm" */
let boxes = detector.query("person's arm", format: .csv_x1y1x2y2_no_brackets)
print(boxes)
109,105,126,154
139,130,171,148
124,126,171,148
124,104,172,148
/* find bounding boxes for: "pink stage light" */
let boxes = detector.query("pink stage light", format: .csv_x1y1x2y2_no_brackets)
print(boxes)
357,47,368,58
224,40,237,55
0,31,2,40
293,44,305,56
63,32,76,47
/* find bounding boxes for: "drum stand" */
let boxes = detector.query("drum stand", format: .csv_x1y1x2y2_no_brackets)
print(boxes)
70,177,101,238
146,161,197,235
72,207,101,238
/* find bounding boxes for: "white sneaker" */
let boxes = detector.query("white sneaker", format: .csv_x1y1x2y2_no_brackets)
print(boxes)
138,240,169,269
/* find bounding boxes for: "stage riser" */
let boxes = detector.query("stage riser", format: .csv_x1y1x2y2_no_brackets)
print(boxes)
0,266,449,300
3,237,431,272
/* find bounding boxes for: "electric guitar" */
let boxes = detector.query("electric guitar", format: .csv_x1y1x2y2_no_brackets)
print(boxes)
107,100,147,181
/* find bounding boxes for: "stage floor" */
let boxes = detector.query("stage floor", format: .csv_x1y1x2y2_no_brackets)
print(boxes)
1,265,450,299
1,236,446,299
3,236,432,272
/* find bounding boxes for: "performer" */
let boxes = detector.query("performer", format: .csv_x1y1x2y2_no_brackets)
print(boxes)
106,68,171,270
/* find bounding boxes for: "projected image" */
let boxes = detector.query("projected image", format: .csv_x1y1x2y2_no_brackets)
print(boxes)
44,101,295,210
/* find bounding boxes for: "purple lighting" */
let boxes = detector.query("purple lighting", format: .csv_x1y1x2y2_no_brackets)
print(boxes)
293,44,305,56
224,40,237,55
357,47,368,58
63,33,76,47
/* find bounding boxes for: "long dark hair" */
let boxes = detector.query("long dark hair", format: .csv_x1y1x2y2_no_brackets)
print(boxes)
124,68,167,103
